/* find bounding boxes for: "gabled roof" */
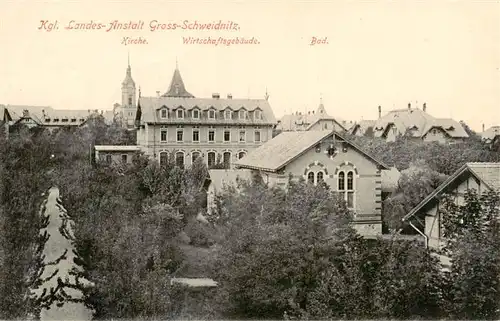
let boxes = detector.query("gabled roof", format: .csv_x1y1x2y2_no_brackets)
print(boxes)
138,96,276,124
372,108,468,139
234,130,389,172
403,162,500,221
0,105,12,122
5,105,109,127
163,67,195,98
350,120,376,135
482,126,500,141
277,102,351,132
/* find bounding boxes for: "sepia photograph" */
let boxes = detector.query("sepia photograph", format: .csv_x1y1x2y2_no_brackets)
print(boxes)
1,0,499,320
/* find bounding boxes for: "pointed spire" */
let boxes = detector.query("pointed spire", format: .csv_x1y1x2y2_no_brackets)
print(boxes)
138,86,141,97
122,53,135,87
163,64,194,98
265,87,269,101
317,93,327,115
176,57,179,69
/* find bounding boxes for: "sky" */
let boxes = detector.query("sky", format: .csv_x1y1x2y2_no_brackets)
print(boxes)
1,0,499,132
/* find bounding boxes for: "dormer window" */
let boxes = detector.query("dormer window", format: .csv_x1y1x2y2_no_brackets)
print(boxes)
446,126,455,131
209,109,216,119
45,118,51,122
192,109,200,119
177,109,184,119
71,118,76,122
160,106,168,119
255,109,262,120
54,118,59,122
225,109,232,120
239,109,247,120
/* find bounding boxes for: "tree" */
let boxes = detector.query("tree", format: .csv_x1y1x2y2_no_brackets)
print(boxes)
440,190,500,319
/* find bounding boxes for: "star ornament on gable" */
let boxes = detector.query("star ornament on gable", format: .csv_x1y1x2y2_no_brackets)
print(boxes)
324,144,338,159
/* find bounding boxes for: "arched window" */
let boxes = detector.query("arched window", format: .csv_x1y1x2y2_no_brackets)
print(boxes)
307,172,315,184
317,172,324,183
338,172,345,190
238,151,246,159
159,152,168,166
192,151,200,164
175,152,185,168
337,170,355,209
207,151,216,167
105,154,112,164
347,171,354,208
223,152,231,169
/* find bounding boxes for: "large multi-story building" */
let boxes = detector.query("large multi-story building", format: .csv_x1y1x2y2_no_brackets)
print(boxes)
134,65,277,168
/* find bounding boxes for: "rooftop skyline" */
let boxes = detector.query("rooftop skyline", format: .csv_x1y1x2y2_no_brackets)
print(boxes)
1,0,499,132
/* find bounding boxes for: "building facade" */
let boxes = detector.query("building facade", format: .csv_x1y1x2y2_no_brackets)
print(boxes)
135,65,277,169
234,130,390,237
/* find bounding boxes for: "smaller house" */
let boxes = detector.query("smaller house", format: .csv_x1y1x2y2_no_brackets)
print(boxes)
367,103,468,143
481,125,500,150
234,130,390,236
206,169,254,215
94,145,142,164
402,162,500,267
276,100,349,133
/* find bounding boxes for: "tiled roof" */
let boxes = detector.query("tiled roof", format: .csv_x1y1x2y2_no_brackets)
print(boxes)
208,169,253,192
5,105,109,126
372,108,468,139
163,67,194,98
235,130,389,172
350,119,376,135
467,162,500,191
482,126,500,141
403,162,500,221
137,96,276,124
277,102,351,131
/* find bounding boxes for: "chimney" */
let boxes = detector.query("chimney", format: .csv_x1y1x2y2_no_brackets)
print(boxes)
212,93,220,99
378,106,381,119
312,111,315,114
156,91,160,97
308,111,310,115
408,103,411,110
482,123,485,132
423,103,427,112
23,109,29,117
227,93,232,99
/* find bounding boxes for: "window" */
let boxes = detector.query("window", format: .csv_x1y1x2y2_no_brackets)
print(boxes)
338,170,355,209
207,152,216,167
192,151,200,164
121,154,128,163
254,130,261,142
224,130,230,142
175,152,184,168
105,154,112,164
239,110,246,119
307,172,315,184
177,129,183,142
193,109,200,119
255,110,262,120
238,151,246,159
161,129,167,142
159,152,168,166
128,97,132,105
338,172,345,190
161,109,167,119
239,130,246,142
208,130,215,142
317,172,324,183
192,129,199,142
177,109,184,119
209,109,216,119
225,110,231,120
223,152,231,169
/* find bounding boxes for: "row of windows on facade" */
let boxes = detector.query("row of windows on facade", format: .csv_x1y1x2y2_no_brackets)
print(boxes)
307,170,355,208
103,150,247,168
158,107,263,121
44,117,85,123
161,128,261,143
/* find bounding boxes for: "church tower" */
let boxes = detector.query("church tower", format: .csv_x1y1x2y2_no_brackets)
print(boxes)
120,54,137,128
